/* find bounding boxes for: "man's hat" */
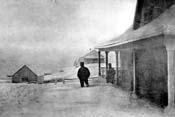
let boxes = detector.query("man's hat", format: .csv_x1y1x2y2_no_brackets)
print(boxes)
80,62,84,67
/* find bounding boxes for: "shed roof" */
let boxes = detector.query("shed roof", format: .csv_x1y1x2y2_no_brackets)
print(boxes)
12,65,38,77
9,64,51,76
96,4,175,49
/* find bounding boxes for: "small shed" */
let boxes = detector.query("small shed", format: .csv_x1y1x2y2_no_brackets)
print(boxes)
12,65,38,83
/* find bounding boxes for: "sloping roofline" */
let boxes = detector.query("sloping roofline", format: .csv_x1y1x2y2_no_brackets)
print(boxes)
82,50,104,59
12,65,38,77
96,3,175,50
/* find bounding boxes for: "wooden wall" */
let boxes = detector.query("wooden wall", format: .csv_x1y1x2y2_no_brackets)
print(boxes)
116,46,168,107
133,0,175,29
135,46,168,107
118,51,133,91
12,67,37,83
84,58,104,64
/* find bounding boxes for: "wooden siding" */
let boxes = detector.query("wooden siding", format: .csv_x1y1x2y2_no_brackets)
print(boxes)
135,46,168,107
12,66,37,83
118,51,133,91
84,58,104,64
117,45,168,107
133,0,175,29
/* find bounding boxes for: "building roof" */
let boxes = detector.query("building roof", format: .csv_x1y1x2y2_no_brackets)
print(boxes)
12,65,38,77
74,50,104,67
96,4,175,49
82,50,104,59
8,64,50,77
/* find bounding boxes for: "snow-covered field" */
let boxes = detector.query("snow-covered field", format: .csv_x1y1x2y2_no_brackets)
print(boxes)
1,77,174,117
0,64,99,115
1,65,174,117
0,83,44,115
44,64,99,81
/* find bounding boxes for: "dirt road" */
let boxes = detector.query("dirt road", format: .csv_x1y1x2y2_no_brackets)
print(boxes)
1,78,174,117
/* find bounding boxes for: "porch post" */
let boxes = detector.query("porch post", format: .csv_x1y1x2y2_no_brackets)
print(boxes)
115,51,119,85
105,51,109,76
132,50,136,94
165,38,175,108
166,49,175,107
98,50,101,76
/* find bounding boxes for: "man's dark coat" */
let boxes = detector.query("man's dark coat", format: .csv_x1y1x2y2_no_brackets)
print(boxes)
77,67,90,80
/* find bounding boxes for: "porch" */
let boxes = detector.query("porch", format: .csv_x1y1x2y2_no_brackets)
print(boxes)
96,33,175,108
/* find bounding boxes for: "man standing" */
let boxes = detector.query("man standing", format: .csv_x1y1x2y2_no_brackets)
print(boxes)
77,62,90,87
106,63,115,83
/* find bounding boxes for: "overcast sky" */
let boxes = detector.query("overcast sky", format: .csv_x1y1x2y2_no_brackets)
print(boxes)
0,0,136,73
